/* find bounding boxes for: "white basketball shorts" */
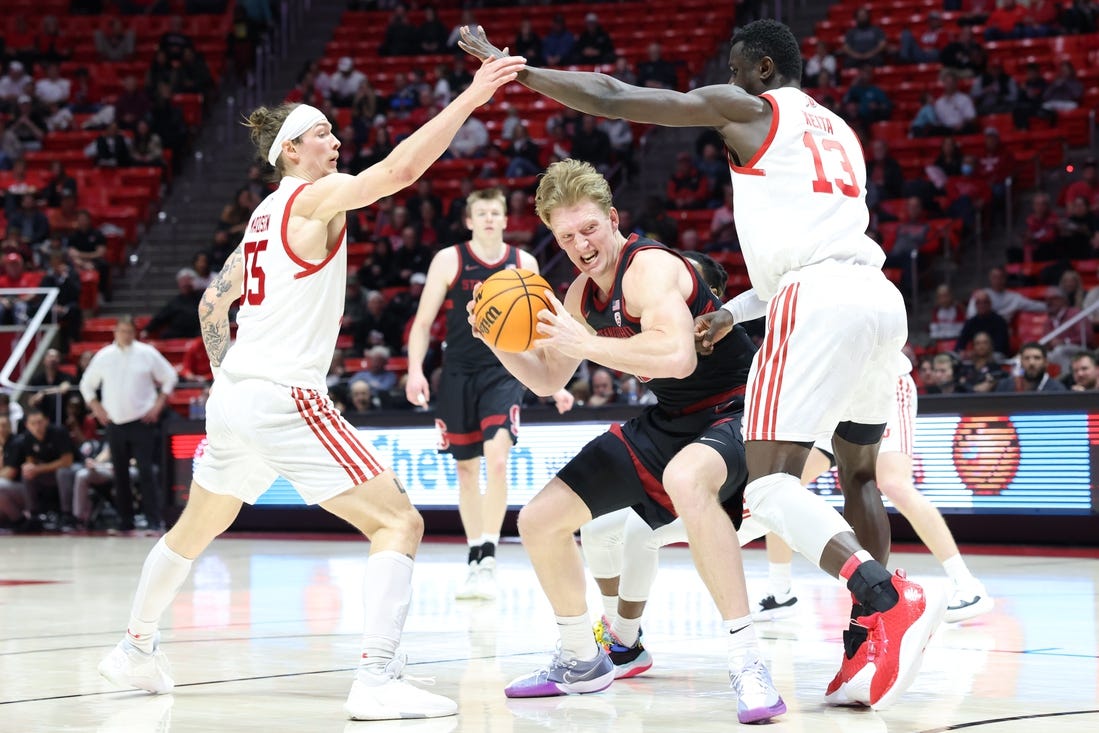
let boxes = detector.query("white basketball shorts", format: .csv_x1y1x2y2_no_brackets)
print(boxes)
744,263,908,444
193,376,385,504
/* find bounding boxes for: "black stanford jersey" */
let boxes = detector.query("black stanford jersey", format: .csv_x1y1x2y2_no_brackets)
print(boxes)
443,242,522,373
580,235,755,413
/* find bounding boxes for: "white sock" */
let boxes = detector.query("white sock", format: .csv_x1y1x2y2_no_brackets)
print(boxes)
768,562,792,597
600,594,618,627
556,613,598,661
722,615,759,670
126,537,193,654
615,615,642,648
480,533,500,546
359,551,413,679
942,554,975,585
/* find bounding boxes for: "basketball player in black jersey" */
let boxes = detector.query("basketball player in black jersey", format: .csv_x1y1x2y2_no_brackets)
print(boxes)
405,187,573,601
471,159,785,724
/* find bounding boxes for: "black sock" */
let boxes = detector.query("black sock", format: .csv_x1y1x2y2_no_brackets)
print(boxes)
480,541,496,560
467,545,482,565
846,561,899,613
843,601,871,658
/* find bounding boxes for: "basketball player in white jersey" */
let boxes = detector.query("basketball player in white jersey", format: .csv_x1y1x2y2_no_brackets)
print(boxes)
755,355,994,630
95,53,525,721
405,187,573,601
459,20,945,710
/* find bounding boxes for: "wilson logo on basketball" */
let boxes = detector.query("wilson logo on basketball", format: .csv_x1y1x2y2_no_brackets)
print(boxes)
477,305,502,335
951,416,1021,496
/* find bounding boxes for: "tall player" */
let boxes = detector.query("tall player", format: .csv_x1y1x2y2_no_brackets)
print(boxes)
459,20,945,709
475,159,786,724
755,355,994,627
404,187,573,601
95,54,526,721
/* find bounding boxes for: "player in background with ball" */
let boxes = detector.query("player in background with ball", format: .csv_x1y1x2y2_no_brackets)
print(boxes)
471,159,787,724
405,187,573,601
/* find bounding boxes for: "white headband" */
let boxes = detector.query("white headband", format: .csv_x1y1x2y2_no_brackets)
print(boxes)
267,104,327,166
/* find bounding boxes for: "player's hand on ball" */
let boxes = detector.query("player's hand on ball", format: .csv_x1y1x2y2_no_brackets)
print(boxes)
535,289,590,359
695,310,734,356
466,282,486,341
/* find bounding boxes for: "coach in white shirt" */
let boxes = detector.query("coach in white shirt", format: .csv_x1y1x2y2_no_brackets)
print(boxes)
80,315,177,532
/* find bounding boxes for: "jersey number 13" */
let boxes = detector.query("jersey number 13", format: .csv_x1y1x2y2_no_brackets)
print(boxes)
802,132,860,198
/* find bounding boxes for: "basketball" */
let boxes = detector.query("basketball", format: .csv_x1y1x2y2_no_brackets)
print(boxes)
473,269,555,353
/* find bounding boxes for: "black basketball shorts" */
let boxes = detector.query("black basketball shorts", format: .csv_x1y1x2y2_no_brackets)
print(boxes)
435,365,526,461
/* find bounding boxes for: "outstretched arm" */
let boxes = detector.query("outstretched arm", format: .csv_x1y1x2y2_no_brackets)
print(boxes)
459,25,763,128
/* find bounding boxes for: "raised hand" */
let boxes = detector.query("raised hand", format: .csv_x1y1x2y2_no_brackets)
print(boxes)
458,25,507,63
534,289,590,360
462,47,525,107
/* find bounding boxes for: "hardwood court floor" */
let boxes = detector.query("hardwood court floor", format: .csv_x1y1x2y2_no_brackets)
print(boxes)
1,535,1097,732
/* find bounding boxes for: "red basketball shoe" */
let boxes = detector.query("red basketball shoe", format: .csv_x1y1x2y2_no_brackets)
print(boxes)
855,570,947,710
824,623,872,706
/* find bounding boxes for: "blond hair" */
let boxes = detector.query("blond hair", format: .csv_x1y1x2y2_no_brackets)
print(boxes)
244,103,301,179
534,159,612,226
467,187,507,214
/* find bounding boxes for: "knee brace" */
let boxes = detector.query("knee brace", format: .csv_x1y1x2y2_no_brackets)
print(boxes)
743,473,854,568
580,509,628,579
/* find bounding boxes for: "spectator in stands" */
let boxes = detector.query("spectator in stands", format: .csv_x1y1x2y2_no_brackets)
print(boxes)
211,188,257,266
842,65,892,128
179,337,213,383
0,62,32,113
968,266,1046,320
95,17,135,62
114,75,151,132
39,160,76,208
1061,157,1098,208
637,43,679,90
586,367,619,407
393,227,433,284
512,18,544,67
31,15,68,65
346,378,379,414
1042,60,1084,113
908,91,942,138
375,204,410,251
80,315,177,534
130,119,166,171
405,179,443,225
807,68,842,109
802,40,836,87
1013,61,1054,130
1044,286,1092,371
9,194,50,252
10,95,46,151
415,200,445,248
934,70,978,136
1059,269,1085,309
504,188,539,247
505,124,543,178
1066,351,1099,390
34,62,70,108
140,268,202,340
839,7,887,67
978,126,1015,203
925,354,970,394
0,117,23,170
417,5,448,55
380,3,419,56
958,331,1004,392
0,415,29,529
149,81,188,155
158,15,194,63
48,192,81,240
637,195,678,245
867,138,905,203
542,14,576,67
666,151,710,210
448,114,489,158
175,47,213,97
353,290,389,353
608,55,638,86
383,271,424,339
4,407,74,527
329,57,367,108
1016,191,1061,262
984,0,1027,40
87,121,134,168
883,196,929,292
1060,0,1099,33
940,26,985,77
351,344,397,399
957,288,1011,354
1057,196,1097,259
43,101,72,134
67,209,110,301
930,283,967,342
970,61,1019,115
27,347,75,422
446,54,473,95
570,114,612,173
899,10,946,63
710,183,735,240
571,13,615,65
996,342,1067,392
443,177,474,244
226,4,261,84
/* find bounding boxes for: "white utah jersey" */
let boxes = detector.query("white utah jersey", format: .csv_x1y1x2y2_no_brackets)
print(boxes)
220,175,347,391
728,86,885,300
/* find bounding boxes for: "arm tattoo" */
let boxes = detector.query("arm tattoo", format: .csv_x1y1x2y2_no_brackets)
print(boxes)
199,247,243,367
202,317,230,367
393,476,408,494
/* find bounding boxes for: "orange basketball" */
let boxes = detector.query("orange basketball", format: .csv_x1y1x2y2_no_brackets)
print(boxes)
473,269,555,353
